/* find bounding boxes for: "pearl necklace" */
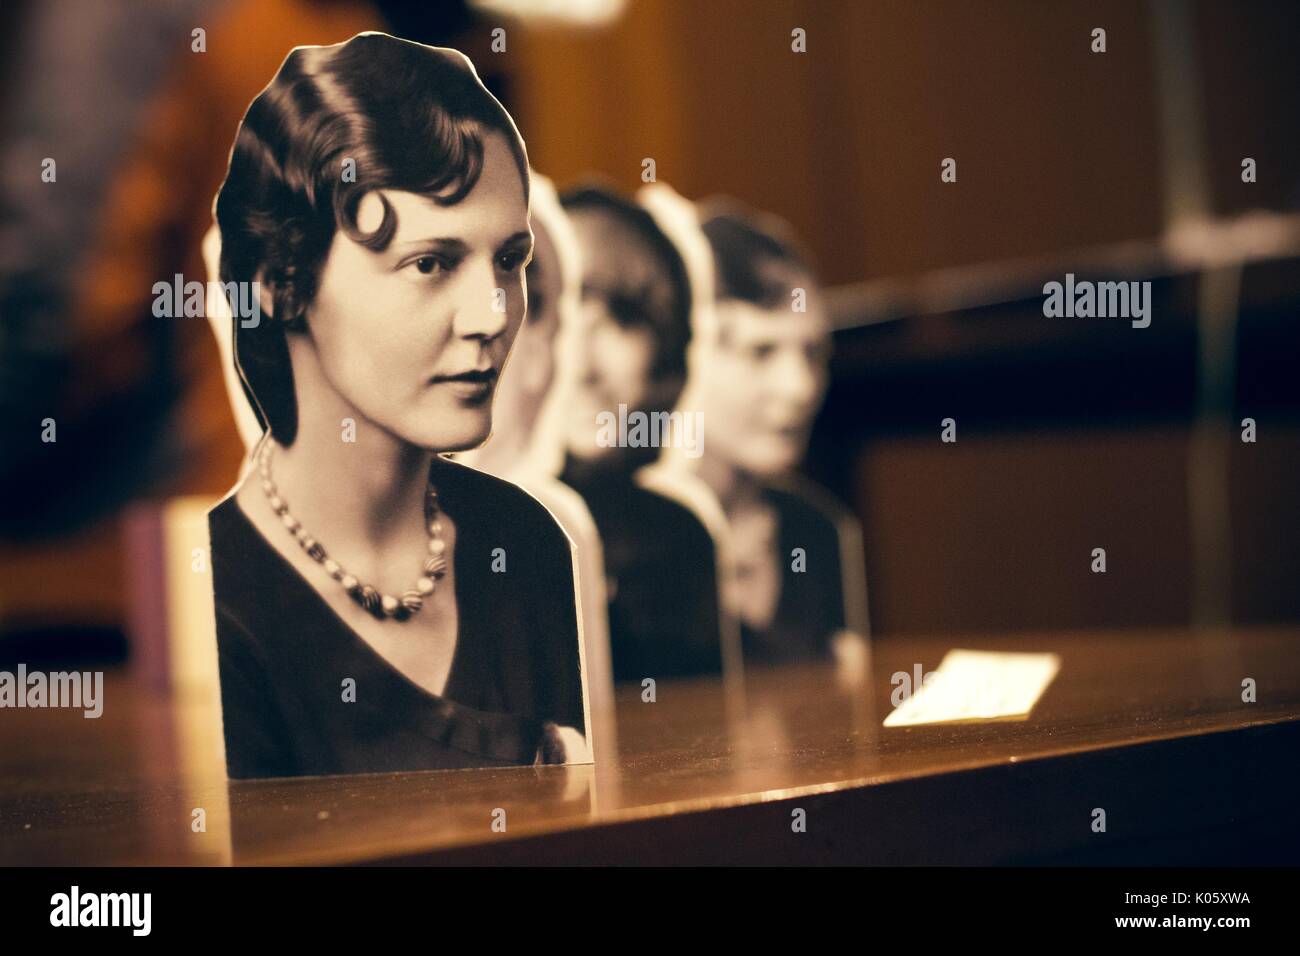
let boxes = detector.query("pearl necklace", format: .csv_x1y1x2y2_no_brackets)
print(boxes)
256,443,447,621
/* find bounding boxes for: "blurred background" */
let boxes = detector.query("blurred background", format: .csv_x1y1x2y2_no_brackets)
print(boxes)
1,0,1297,667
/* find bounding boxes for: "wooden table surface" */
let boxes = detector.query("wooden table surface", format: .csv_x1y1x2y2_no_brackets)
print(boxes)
2,626,1297,865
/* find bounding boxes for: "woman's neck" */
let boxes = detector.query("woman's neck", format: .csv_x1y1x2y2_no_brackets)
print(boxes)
261,349,434,564
693,454,765,518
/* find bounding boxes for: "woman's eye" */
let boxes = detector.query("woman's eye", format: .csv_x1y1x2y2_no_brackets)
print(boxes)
497,251,527,272
414,256,443,275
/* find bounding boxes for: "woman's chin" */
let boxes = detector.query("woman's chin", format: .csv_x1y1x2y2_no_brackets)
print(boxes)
401,414,493,454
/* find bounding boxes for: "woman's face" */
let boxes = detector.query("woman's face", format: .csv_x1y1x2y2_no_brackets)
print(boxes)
297,132,532,452
564,207,677,458
493,215,562,438
701,287,832,477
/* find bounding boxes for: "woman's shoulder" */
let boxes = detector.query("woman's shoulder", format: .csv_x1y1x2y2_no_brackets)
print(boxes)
208,492,267,579
765,476,853,539
433,456,571,553
207,495,286,642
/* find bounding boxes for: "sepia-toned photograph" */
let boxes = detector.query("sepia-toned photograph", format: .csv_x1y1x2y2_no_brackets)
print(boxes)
208,34,590,778
1,0,1297,932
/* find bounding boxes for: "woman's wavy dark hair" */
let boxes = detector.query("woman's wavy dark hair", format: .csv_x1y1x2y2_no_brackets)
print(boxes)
215,33,529,445
698,199,817,311
559,185,692,386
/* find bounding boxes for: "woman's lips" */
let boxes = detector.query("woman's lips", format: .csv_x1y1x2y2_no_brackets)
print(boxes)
430,368,499,402
766,422,809,445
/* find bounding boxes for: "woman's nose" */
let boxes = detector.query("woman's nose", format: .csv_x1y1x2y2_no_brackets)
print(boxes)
452,258,511,341
770,351,820,410
573,302,604,383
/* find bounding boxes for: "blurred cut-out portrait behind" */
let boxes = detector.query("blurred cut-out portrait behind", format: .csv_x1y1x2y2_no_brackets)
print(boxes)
694,201,869,666
453,172,616,725
558,185,728,683
207,33,590,780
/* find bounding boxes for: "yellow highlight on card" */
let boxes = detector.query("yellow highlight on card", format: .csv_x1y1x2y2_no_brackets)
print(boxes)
884,649,1061,727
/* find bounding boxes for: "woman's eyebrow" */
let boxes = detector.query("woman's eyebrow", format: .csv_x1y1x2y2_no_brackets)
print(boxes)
496,230,533,252
393,236,470,255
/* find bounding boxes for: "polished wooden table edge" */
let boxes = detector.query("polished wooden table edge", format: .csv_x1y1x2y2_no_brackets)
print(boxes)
5,626,1297,865
256,712,1300,867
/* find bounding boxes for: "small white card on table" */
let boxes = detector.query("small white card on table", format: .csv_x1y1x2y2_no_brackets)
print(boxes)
884,649,1061,727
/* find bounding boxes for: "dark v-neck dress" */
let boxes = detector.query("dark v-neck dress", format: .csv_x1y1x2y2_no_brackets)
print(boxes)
210,456,587,780
738,483,854,666
559,453,725,683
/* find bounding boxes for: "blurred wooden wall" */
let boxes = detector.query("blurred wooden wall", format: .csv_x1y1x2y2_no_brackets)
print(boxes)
507,0,1296,283
512,0,1165,285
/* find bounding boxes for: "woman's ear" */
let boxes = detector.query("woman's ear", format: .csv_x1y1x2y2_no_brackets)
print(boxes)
252,270,276,320
260,286,277,320
253,272,308,330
